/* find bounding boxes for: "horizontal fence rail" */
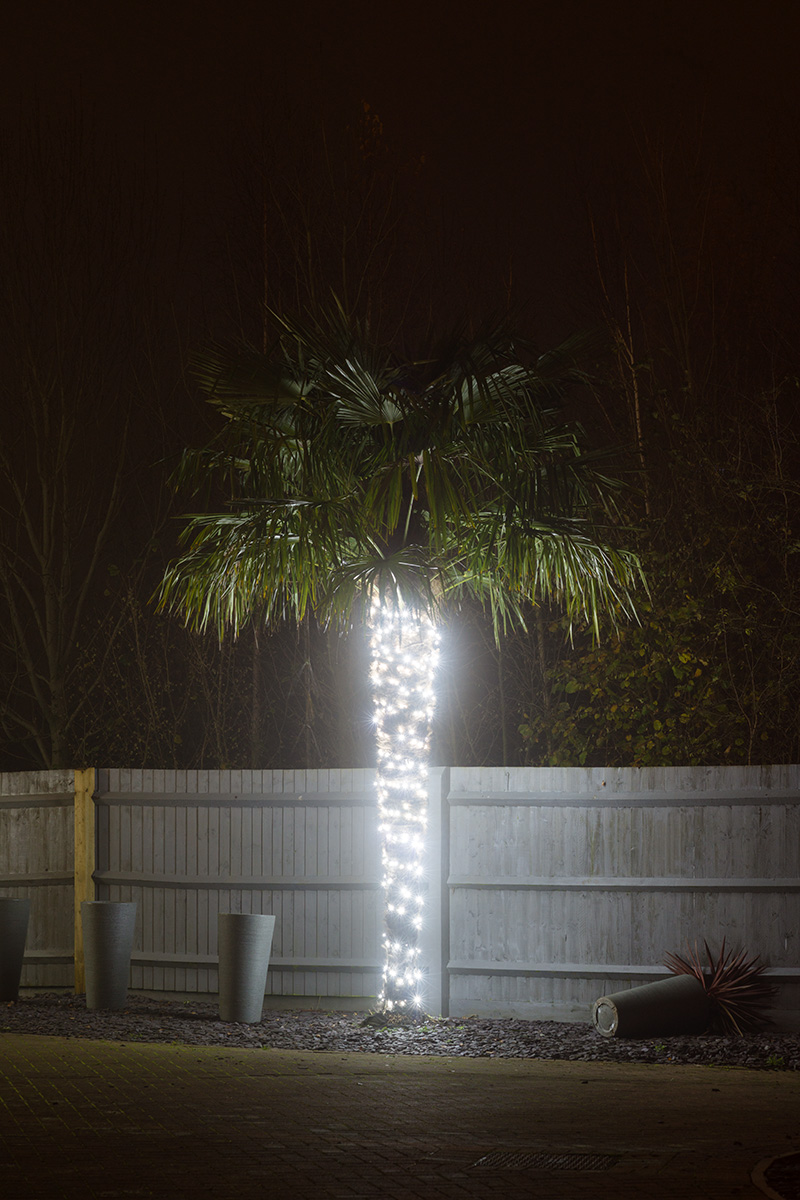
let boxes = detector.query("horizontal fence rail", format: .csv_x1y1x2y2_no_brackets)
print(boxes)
1,765,798,1021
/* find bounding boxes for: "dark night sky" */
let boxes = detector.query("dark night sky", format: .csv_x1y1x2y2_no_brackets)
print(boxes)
5,1,793,147
2,0,800,770
2,0,800,335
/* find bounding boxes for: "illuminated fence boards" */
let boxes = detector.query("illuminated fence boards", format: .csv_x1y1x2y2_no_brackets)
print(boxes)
95,769,383,1000
1,765,799,1018
444,766,800,1019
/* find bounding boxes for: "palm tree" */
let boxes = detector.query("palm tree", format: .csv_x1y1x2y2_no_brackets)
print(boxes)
159,306,644,1012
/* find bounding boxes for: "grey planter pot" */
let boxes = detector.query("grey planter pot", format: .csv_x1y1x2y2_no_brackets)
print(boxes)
0,898,31,1001
81,901,137,1011
218,913,276,1023
593,974,713,1038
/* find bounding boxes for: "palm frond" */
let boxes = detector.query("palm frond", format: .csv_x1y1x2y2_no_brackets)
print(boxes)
161,306,645,639
191,344,305,413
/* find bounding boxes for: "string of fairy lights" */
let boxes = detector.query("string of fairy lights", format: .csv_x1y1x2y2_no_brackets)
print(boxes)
369,599,439,1011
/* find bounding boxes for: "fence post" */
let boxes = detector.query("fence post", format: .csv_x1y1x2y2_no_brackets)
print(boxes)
421,767,450,1017
439,766,451,1018
73,767,96,994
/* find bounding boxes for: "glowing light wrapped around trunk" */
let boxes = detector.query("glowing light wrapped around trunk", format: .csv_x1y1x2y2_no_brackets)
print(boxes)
369,600,439,1011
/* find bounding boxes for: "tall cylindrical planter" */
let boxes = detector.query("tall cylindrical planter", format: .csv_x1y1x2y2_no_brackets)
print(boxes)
218,913,276,1023
0,898,31,1001
81,901,137,1011
593,974,712,1038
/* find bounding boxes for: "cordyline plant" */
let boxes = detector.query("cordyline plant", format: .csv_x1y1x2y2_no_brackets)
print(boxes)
664,940,777,1035
159,304,645,1012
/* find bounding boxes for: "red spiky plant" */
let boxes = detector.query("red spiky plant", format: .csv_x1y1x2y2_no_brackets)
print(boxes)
664,940,777,1035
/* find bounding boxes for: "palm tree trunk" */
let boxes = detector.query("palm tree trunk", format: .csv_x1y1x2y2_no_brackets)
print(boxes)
369,601,439,1012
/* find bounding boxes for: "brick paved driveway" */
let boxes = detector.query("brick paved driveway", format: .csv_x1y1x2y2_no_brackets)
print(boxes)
1,1034,798,1198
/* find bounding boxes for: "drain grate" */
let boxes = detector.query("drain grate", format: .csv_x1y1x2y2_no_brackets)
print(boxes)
471,1151,619,1172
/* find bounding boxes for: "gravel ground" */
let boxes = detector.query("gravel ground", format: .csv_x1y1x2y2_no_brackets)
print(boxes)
2,992,799,1070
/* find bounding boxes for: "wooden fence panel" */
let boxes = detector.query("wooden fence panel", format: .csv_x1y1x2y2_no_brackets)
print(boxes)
2,765,798,1020
95,769,382,1000
446,766,800,1020
0,770,75,988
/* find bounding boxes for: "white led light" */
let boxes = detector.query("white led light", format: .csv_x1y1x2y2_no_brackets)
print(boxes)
369,597,439,1013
